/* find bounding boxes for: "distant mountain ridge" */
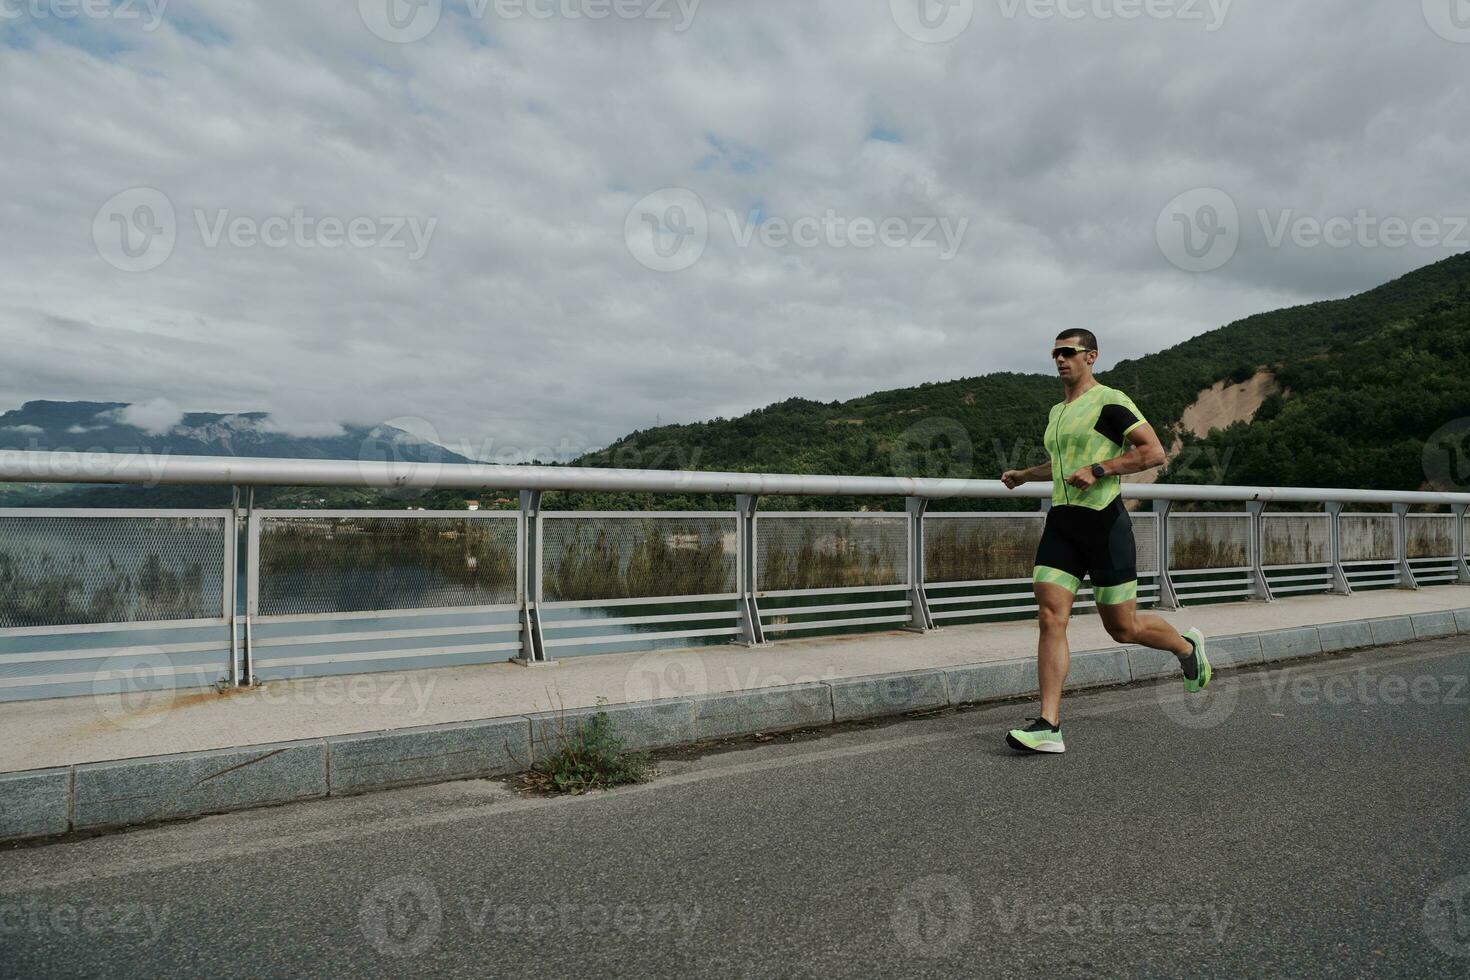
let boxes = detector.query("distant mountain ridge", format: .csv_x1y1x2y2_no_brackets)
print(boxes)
0,400,473,464
0,401,476,508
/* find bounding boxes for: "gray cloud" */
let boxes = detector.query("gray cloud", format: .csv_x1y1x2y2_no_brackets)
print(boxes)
1,0,1466,460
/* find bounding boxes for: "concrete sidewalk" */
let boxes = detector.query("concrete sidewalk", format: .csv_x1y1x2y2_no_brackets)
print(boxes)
2,586,1468,842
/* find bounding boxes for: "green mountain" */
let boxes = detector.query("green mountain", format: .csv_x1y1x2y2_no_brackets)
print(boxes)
6,251,1469,511
537,251,1470,511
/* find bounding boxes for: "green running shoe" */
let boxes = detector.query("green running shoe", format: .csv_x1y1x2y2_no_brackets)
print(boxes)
1182,627,1211,693
1006,718,1065,754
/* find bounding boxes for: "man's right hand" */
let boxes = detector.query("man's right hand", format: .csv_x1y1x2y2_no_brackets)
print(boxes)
1001,470,1026,489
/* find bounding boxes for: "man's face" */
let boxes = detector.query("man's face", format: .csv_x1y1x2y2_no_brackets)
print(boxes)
1053,336,1094,380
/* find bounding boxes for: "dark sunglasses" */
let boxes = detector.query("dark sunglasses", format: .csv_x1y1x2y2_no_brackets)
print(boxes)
1051,345,1095,360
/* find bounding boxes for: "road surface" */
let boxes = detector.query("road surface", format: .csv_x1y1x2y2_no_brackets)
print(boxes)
3,638,1468,978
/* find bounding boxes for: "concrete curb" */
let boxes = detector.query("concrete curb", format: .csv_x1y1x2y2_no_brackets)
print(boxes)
4,607,1468,843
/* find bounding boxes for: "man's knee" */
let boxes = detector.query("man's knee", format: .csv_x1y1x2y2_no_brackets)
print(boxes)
1038,606,1071,632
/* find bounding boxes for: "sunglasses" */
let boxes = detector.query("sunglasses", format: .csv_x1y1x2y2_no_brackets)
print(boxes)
1051,345,1095,360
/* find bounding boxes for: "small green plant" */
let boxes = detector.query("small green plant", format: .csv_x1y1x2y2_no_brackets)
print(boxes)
523,697,654,794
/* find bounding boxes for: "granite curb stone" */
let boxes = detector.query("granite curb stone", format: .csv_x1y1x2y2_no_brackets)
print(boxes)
1317,620,1375,653
1410,611,1458,640
0,768,69,841
1368,616,1417,647
1065,649,1132,689
942,659,1036,705
1259,628,1322,663
72,741,328,830
328,718,530,796
829,669,949,722
690,683,833,740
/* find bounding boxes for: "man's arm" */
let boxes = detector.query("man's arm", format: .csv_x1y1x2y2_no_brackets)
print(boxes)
1099,423,1168,475
1001,460,1052,489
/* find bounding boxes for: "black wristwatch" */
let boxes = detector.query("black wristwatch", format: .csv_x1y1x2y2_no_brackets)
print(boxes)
1091,463,1107,479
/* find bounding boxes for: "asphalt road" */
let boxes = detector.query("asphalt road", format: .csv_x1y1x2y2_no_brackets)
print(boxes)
3,638,1469,979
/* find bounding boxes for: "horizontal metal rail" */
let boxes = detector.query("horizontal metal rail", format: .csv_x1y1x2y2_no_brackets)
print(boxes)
5,450,1470,506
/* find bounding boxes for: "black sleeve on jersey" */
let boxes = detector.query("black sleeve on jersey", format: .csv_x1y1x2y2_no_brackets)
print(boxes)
1095,403,1141,445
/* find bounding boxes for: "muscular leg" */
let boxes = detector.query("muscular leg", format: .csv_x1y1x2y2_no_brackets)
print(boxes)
1097,599,1193,657
1035,582,1077,725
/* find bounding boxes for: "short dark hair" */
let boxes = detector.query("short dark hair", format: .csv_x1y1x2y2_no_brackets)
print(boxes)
1055,328,1097,351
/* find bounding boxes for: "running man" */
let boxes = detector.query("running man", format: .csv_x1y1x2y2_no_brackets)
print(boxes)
999,329,1208,754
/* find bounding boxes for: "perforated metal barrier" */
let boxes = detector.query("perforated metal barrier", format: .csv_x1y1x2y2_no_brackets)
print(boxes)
1,495,1466,702
0,509,233,702
248,511,523,682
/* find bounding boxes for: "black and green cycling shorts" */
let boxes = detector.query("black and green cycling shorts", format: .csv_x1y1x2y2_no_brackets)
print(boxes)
1032,498,1138,605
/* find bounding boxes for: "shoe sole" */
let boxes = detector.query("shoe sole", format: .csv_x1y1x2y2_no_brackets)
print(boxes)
1006,733,1065,753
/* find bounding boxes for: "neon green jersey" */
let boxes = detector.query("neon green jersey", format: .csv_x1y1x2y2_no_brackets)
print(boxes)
1044,383,1148,510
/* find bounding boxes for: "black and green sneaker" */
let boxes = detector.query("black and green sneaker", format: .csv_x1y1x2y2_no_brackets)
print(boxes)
1005,717,1065,754
1181,627,1211,693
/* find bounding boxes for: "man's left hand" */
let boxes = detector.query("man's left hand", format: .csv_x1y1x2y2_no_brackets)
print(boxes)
1067,467,1098,490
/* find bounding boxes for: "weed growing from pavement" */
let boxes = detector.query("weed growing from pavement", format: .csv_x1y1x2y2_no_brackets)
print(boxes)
518,697,655,795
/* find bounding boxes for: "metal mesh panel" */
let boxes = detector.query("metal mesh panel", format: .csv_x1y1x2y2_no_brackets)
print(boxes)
541,516,737,602
1168,515,1250,571
757,516,906,591
1261,515,1331,567
1406,516,1456,559
1339,515,1396,563
0,515,226,628
259,516,518,615
1132,512,1160,576
924,516,1043,583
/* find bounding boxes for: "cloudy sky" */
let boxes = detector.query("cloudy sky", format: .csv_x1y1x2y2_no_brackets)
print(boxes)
2,0,1468,462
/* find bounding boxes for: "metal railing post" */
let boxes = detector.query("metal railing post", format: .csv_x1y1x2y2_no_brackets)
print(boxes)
222,485,240,689
734,494,767,646
1455,503,1470,585
514,490,551,665
1324,501,1353,596
244,487,258,685
903,497,935,633
1245,500,1274,602
1392,503,1419,590
1153,499,1181,610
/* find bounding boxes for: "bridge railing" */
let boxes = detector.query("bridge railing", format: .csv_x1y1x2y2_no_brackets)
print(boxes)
1,451,1467,702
